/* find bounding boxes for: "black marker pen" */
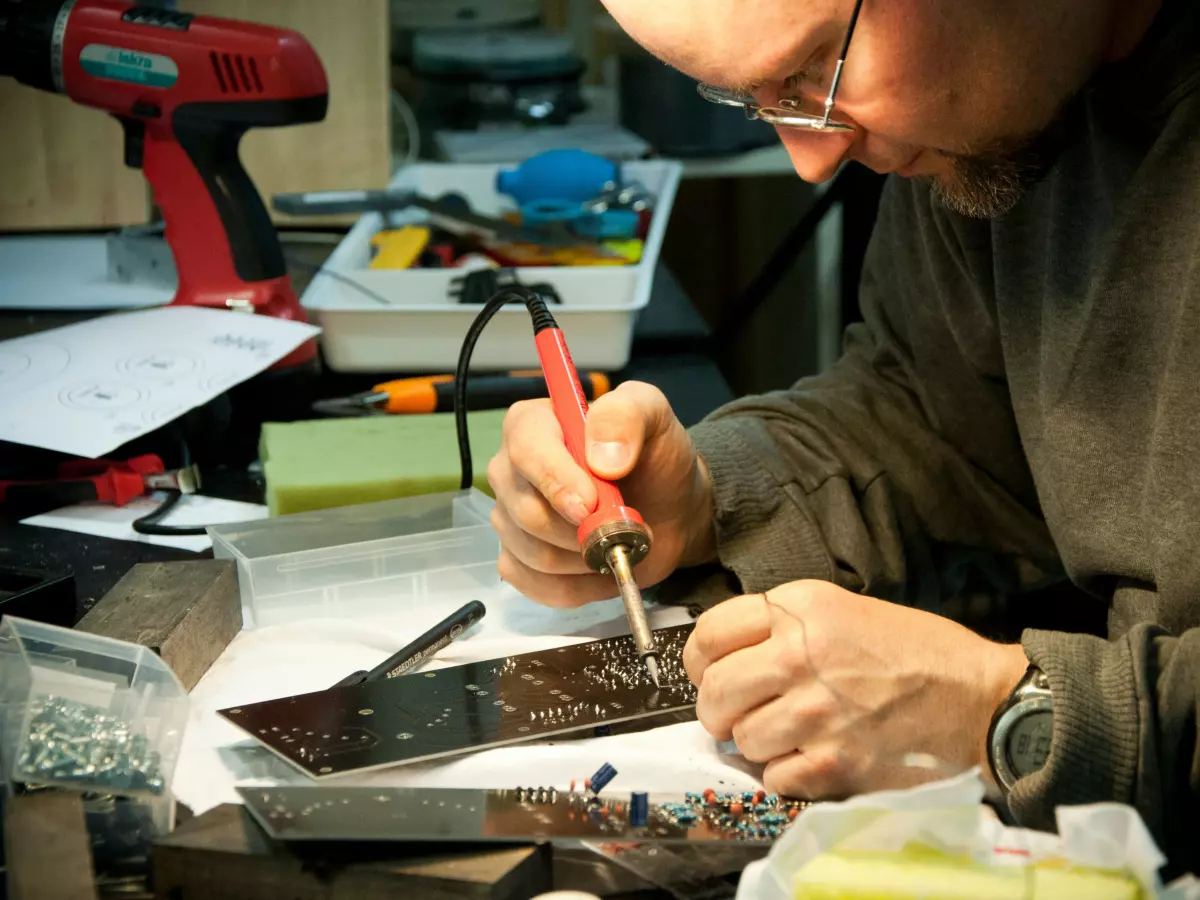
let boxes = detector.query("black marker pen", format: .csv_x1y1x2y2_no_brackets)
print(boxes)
330,600,487,688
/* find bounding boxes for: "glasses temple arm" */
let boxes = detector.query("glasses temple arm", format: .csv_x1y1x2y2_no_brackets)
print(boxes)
823,0,865,126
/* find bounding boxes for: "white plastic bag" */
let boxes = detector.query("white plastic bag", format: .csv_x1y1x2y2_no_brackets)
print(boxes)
737,769,1196,900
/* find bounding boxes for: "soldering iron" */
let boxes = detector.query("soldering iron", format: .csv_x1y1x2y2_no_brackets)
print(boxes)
455,288,662,687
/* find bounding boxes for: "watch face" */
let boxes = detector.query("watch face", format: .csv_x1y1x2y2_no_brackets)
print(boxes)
1007,710,1053,777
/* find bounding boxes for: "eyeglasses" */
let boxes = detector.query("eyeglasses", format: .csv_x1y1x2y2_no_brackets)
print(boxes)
697,0,865,133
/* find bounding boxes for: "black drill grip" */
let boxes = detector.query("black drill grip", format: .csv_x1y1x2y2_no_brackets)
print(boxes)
172,95,326,284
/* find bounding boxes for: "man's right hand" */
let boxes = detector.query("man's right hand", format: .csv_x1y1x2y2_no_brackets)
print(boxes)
486,381,716,607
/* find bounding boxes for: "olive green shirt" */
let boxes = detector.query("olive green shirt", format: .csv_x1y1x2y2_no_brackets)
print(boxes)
684,0,1200,874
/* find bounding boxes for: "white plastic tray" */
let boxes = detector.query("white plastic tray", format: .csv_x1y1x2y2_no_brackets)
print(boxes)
299,159,682,372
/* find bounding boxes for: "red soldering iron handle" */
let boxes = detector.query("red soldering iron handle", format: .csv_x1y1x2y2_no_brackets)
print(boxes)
533,327,646,546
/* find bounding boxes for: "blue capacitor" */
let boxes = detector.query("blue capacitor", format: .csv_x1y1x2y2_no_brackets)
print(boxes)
630,791,649,827
588,762,618,793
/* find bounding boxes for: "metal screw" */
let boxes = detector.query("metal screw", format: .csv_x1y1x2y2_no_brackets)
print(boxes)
15,696,167,795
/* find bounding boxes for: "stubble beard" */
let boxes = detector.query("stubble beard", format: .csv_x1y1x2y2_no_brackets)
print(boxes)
925,114,1069,219
928,154,1037,218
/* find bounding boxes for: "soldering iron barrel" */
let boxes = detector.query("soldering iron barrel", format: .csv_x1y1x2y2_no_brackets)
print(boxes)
605,544,659,662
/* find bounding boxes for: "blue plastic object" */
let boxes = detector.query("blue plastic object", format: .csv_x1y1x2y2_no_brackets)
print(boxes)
588,762,618,794
572,209,638,239
519,199,639,240
519,198,580,225
630,791,649,827
497,149,618,206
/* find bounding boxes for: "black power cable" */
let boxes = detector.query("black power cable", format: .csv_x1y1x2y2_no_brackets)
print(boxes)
130,435,208,536
455,286,557,491
130,488,207,536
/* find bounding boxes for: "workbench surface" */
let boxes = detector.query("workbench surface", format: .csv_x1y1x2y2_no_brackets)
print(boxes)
0,264,733,615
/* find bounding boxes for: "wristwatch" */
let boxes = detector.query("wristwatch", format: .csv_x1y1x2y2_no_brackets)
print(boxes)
986,664,1054,793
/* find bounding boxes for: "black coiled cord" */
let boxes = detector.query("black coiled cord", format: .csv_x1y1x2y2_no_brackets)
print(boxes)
455,286,558,491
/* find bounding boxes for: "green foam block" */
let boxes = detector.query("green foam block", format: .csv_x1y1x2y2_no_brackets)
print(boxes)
259,410,507,516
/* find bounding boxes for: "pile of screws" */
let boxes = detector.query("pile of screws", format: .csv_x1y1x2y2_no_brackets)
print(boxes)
14,696,166,794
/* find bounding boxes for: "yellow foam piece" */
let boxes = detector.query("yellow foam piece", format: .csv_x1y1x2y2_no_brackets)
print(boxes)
259,410,506,516
792,849,1143,900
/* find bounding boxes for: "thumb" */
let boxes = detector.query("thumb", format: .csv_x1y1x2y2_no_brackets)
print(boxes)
584,381,672,480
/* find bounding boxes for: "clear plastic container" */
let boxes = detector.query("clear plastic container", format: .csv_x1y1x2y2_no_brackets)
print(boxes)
207,488,501,629
0,617,188,799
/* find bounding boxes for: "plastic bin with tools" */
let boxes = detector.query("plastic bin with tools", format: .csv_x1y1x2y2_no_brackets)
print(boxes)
297,152,682,373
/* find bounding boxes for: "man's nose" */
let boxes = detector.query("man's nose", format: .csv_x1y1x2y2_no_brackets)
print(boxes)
778,129,854,183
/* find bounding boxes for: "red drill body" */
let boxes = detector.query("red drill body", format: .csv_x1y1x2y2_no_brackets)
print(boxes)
1,0,329,367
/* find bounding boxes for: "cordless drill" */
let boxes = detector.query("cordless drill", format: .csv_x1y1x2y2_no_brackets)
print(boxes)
0,0,329,367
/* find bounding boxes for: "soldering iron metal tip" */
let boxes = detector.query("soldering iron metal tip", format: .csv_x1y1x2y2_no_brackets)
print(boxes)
644,654,661,688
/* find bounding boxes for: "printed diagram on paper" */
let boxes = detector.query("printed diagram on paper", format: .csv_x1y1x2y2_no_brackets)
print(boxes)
0,307,319,458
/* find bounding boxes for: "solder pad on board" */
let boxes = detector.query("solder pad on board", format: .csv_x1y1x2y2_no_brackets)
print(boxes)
219,624,697,779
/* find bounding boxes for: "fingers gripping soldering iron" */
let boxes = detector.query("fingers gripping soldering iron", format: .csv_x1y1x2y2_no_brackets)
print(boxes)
536,320,661,686
454,288,661,686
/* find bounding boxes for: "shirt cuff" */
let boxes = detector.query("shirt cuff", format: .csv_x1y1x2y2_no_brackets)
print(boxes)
687,417,832,593
1007,627,1140,830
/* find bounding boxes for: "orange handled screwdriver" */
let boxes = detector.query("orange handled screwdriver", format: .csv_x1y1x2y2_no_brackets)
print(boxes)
314,371,611,416
530,312,660,686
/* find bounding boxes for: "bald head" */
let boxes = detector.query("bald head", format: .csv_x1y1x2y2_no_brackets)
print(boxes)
612,0,837,96
604,0,1161,216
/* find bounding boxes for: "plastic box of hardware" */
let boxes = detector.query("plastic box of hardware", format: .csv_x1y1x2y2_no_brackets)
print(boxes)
0,616,188,799
298,159,683,372
208,488,500,629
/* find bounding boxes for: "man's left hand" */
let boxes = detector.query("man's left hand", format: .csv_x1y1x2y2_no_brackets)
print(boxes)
682,582,1030,799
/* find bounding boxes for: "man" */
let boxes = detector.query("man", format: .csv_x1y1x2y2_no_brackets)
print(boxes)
486,0,1200,872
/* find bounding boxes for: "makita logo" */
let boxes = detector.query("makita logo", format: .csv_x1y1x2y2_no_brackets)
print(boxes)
107,49,151,68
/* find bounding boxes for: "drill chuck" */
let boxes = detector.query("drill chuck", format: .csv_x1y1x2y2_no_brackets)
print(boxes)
0,0,69,91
